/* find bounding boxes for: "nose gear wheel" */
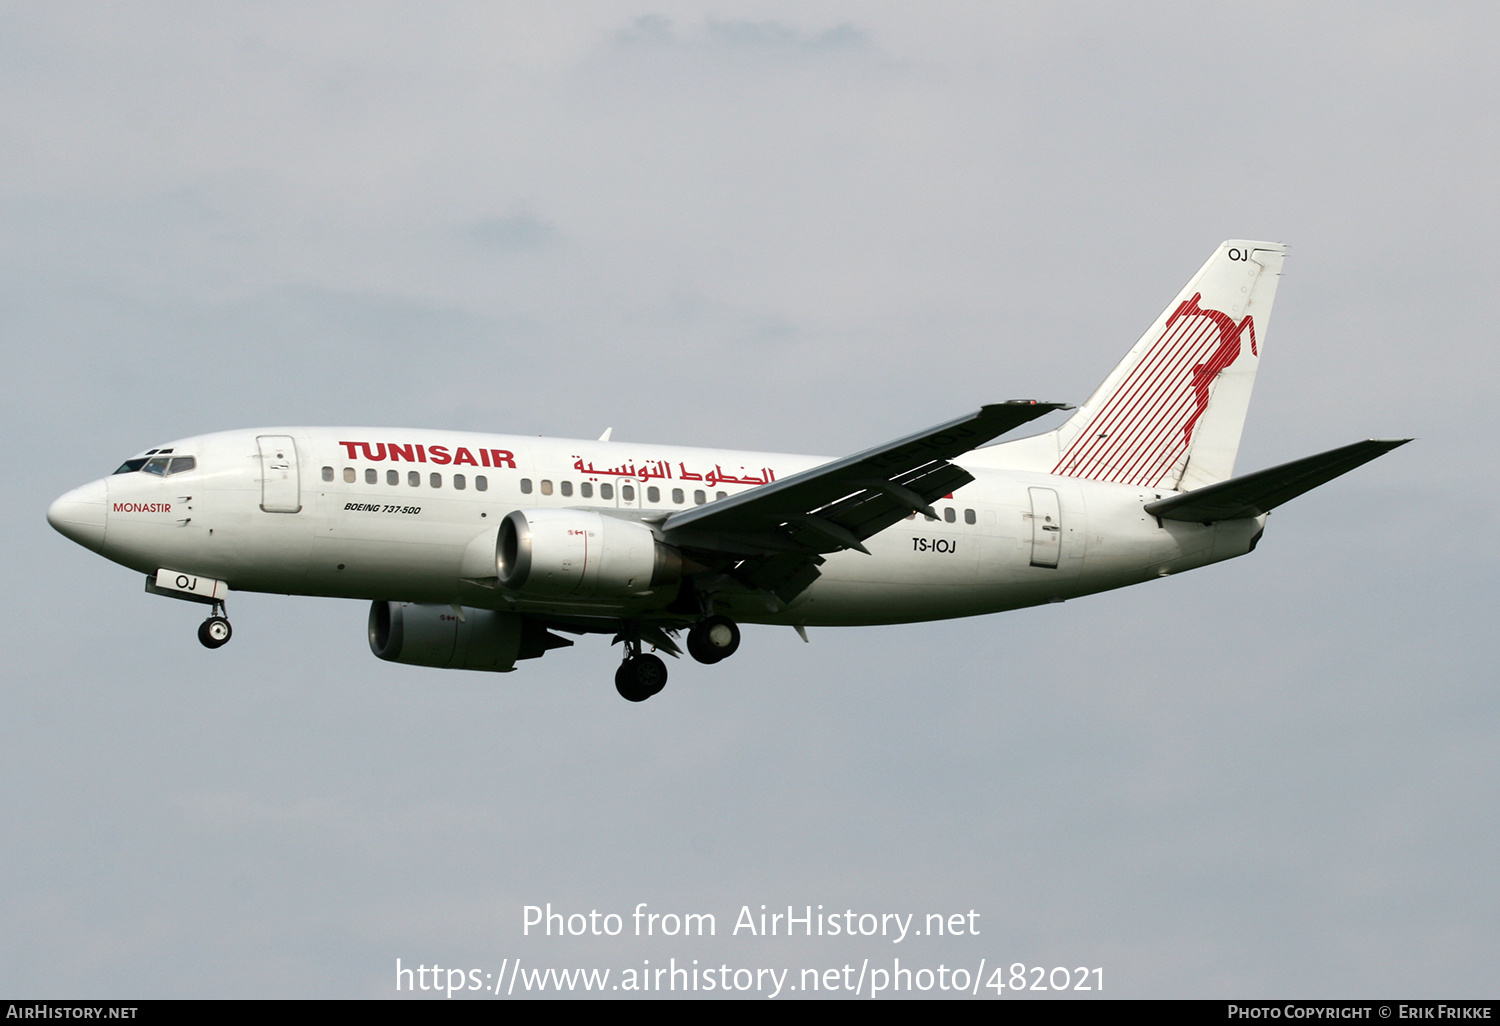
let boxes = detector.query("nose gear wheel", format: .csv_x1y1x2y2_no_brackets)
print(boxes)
198,615,232,649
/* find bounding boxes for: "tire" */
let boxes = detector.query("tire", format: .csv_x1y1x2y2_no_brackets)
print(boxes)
615,655,667,701
198,616,232,649
686,628,721,665
615,661,647,701
632,653,668,696
695,615,740,661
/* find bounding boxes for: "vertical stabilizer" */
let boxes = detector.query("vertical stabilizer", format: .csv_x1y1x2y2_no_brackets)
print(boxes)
1050,240,1285,491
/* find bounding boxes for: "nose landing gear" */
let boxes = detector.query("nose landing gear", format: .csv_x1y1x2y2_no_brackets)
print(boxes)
197,601,232,649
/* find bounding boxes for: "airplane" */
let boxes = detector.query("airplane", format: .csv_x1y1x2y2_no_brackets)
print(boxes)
47,240,1408,701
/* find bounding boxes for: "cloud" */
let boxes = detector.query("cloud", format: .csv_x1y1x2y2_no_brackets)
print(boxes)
465,208,561,253
611,15,870,60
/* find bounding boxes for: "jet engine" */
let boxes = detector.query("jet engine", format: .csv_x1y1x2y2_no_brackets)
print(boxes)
496,508,684,598
368,601,571,672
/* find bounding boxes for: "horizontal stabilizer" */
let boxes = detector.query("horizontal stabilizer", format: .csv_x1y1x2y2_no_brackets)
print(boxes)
1144,439,1411,523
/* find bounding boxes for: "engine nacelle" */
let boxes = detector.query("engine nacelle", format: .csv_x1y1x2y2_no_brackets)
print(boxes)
496,508,683,598
368,601,570,672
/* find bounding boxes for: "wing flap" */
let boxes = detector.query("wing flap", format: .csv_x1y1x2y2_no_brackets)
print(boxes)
1144,439,1411,523
795,460,974,549
735,554,825,606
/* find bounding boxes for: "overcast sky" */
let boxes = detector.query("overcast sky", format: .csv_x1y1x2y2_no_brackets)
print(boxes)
4,2,1497,999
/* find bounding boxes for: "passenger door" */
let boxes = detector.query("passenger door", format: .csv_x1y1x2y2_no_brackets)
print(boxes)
1027,486,1061,568
257,435,302,513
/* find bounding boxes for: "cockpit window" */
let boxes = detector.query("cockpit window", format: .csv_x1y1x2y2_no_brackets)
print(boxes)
113,453,196,475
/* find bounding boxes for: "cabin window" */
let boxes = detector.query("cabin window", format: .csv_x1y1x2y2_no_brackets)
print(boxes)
520,478,532,494
366,468,377,484
560,480,573,497
646,485,660,504
540,479,553,496
476,476,488,492
694,490,706,505
621,484,635,502
716,491,727,501
430,473,442,488
964,508,976,525
672,488,684,504
580,482,593,499
322,466,334,482
600,483,613,500
387,469,399,486
344,467,356,483
407,471,420,487
453,474,466,490
944,508,956,523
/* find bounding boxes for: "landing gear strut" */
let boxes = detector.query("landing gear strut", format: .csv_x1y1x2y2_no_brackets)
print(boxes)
198,601,232,649
687,615,740,664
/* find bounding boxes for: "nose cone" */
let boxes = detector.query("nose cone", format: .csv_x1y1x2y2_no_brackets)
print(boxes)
48,479,108,552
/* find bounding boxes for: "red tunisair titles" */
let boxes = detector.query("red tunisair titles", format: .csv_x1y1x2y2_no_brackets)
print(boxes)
338,441,516,469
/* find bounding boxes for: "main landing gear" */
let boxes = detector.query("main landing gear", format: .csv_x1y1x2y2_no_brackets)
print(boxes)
687,615,740,665
616,651,668,702
197,601,232,649
614,614,742,702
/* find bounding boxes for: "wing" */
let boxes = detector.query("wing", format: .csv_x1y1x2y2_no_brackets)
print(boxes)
661,401,1067,602
1144,438,1411,523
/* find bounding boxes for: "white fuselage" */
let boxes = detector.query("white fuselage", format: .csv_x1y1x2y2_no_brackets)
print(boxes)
62,427,1264,627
